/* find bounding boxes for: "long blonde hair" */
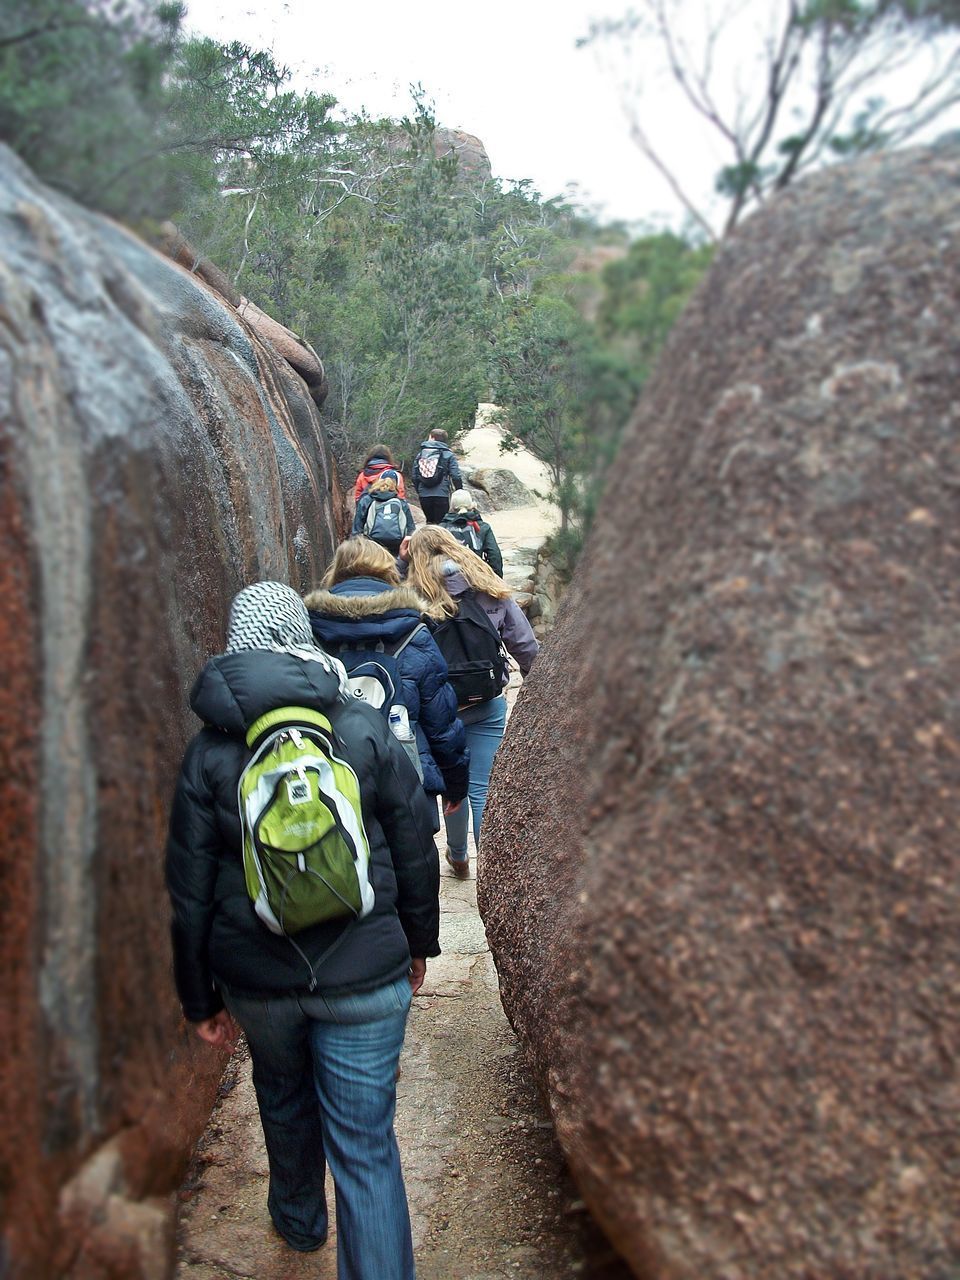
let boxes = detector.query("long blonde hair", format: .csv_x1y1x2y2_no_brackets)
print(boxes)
368,474,399,495
406,526,511,618
318,536,401,589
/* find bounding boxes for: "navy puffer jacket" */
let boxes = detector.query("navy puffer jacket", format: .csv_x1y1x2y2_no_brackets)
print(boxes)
305,578,469,802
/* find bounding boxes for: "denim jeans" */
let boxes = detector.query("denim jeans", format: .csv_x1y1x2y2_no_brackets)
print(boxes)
223,976,415,1280
444,694,507,858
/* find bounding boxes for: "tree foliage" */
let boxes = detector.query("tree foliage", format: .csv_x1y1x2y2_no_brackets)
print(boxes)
0,6,709,571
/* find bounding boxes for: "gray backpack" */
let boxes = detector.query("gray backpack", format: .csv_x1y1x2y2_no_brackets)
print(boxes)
364,497,405,543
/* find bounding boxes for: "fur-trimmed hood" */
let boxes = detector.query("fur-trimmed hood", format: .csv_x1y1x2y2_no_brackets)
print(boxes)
304,582,426,620
305,575,469,800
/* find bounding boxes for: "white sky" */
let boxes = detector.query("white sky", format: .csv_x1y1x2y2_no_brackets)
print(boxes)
182,0,693,228
183,0,960,234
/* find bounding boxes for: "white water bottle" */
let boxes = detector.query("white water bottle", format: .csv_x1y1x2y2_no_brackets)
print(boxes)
388,704,424,780
388,704,414,741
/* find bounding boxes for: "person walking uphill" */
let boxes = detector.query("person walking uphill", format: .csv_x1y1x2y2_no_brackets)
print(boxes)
354,444,407,502
305,537,469,829
441,488,504,576
403,527,538,878
412,428,462,524
165,581,438,1280
352,470,416,555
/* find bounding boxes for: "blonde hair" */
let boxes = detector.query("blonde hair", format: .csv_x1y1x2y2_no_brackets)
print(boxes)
319,537,401,589
368,474,399,495
406,526,511,618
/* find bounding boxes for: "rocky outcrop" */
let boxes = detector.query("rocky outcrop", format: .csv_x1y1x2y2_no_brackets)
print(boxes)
433,127,492,180
466,467,535,510
155,223,329,408
0,144,341,1278
478,142,960,1279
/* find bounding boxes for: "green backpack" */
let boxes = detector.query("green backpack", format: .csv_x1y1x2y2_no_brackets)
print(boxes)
239,706,375,936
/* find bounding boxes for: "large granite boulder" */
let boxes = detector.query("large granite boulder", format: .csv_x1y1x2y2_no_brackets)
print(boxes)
465,467,535,509
0,144,342,1278
478,142,960,1278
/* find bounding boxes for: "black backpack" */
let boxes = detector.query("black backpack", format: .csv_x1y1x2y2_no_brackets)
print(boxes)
433,592,507,710
446,519,483,556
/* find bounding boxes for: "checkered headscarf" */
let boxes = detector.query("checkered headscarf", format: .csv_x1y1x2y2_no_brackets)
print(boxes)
224,581,348,697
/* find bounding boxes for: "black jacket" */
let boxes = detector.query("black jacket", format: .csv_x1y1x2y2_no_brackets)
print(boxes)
440,510,504,577
165,649,439,1021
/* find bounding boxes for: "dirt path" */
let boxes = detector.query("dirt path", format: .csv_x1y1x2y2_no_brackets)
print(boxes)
174,424,631,1279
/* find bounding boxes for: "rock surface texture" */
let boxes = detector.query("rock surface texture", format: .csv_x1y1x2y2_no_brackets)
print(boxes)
478,142,960,1279
0,144,341,1279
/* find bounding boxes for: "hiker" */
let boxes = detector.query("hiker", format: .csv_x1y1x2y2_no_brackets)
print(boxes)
305,537,469,830
352,470,416,554
402,527,538,877
354,444,407,501
165,581,437,1279
412,428,462,524
440,488,504,577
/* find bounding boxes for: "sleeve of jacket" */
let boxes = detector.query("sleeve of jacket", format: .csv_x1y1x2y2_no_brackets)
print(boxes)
373,729,441,959
448,452,463,490
165,735,226,1022
354,472,367,502
482,525,504,577
403,501,416,537
499,598,540,675
415,636,469,803
352,493,370,535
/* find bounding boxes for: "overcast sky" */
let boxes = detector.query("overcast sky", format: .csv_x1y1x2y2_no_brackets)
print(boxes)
183,0,960,234
183,0,691,228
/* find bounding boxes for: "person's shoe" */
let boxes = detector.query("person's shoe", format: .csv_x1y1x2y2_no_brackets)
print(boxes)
445,848,470,878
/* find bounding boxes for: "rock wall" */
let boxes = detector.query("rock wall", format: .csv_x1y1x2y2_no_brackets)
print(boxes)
478,142,960,1279
0,144,342,1278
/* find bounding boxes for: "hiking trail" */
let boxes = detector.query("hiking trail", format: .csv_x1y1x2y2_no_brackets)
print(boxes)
174,419,631,1279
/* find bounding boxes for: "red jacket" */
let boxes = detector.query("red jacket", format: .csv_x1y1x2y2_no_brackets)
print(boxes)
354,460,406,501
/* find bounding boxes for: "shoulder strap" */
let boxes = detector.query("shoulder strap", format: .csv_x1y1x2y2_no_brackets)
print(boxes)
389,623,427,658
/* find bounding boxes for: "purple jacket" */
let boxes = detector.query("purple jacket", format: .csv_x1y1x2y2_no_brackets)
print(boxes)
443,568,539,679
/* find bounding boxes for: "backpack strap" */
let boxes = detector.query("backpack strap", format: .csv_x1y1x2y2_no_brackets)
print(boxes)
388,623,427,658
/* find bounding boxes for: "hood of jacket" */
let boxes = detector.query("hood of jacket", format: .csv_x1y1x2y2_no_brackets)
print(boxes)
442,511,481,527
190,649,344,737
418,439,453,456
442,566,471,598
306,581,428,648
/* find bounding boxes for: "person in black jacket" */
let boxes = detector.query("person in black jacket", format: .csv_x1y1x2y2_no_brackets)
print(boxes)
165,581,437,1279
440,488,504,576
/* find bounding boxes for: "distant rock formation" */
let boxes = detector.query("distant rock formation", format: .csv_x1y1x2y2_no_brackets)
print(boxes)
433,127,492,181
479,142,960,1279
0,144,341,1279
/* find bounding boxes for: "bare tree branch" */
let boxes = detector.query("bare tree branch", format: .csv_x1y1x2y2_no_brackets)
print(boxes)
628,115,718,241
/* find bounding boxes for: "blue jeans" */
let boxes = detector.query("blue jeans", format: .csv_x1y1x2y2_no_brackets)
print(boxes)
223,976,415,1280
444,695,507,857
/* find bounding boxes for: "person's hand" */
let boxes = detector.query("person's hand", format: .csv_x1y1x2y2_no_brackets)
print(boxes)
193,1010,239,1050
408,957,427,995
398,535,411,562
442,798,462,815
